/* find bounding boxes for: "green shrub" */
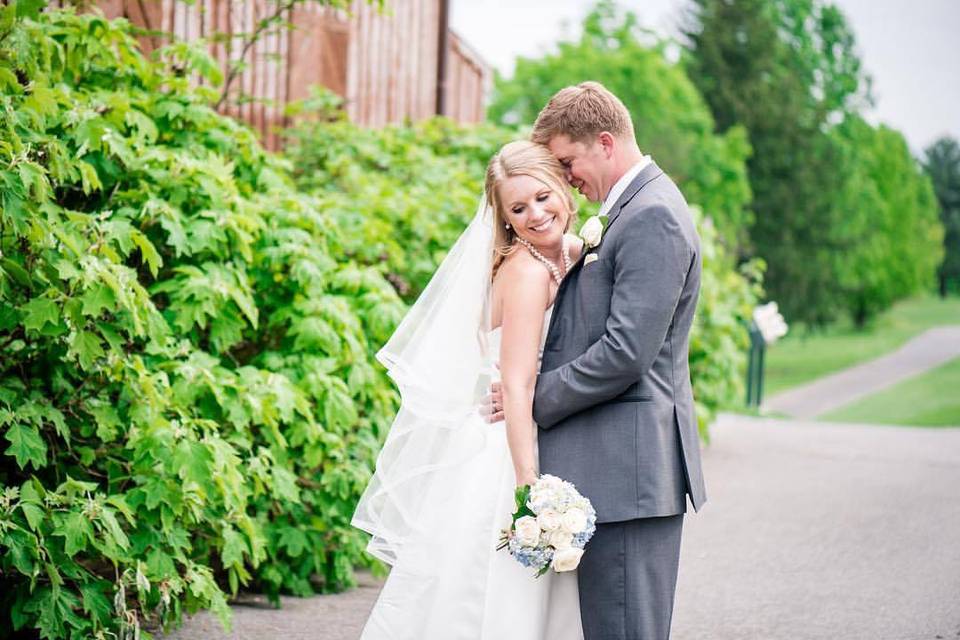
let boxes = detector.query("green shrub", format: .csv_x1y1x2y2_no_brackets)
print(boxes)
283,103,514,300
0,6,404,637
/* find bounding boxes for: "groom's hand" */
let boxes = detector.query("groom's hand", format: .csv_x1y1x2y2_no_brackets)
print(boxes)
480,382,504,423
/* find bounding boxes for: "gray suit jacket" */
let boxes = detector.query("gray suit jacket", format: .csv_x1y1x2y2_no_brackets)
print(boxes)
534,162,707,523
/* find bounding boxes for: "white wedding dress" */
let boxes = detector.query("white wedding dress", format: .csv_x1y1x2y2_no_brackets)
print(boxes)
359,307,584,640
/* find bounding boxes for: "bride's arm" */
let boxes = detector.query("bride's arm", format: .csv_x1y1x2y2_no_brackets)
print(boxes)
498,258,552,487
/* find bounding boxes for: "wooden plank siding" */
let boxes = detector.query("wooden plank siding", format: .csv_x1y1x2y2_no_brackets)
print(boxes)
76,0,489,149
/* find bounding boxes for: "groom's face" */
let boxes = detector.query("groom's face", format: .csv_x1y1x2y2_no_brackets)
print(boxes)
547,134,612,203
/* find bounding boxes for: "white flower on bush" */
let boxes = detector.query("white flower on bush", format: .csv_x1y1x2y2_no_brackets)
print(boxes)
560,507,587,534
537,508,561,531
514,516,541,547
579,215,606,248
547,528,573,550
551,547,585,572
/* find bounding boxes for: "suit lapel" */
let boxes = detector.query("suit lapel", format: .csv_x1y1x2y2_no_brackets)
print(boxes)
604,162,664,232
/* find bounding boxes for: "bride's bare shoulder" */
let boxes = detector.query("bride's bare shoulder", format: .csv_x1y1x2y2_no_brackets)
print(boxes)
495,248,552,286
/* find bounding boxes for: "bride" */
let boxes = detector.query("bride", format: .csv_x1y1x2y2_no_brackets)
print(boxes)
352,140,586,639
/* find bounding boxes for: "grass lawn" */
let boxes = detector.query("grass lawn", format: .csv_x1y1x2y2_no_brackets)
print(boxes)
764,294,960,396
821,356,960,427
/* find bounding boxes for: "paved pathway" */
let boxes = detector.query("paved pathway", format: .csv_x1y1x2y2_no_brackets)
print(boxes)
160,414,960,640
763,326,960,419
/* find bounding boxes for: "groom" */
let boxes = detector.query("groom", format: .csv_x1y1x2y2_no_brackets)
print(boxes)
487,81,706,639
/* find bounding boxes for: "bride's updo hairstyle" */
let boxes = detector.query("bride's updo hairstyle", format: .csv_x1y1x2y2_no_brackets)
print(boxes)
485,140,576,280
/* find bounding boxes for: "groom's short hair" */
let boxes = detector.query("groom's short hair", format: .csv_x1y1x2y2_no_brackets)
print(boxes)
531,81,634,144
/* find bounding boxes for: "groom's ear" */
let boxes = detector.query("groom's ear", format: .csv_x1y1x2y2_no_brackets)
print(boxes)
598,131,616,158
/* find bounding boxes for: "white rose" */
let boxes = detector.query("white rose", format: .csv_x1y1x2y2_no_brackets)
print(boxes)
537,475,564,490
514,516,541,547
551,547,584,572
560,508,587,534
579,216,604,248
537,508,562,532
547,529,573,550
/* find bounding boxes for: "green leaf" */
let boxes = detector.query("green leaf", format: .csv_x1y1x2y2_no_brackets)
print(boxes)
277,527,308,558
146,547,177,577
89,401,121,443
271,466,300,503
131,229,163,278
1,258,32,289
4,422,47,470
106,494,135,524
72,330,105,370
80,283,116,317
21,298,60,332
58,510,93,557
77,160,103,194
322,378,358,430
56,476,98,497
98,507,129,551
20,503,45,531
3,526,39,577
79,581,112,624
16,0,45,19
174,439,214,488
221,527,248,568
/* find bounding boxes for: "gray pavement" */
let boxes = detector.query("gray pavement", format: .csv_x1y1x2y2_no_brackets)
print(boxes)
763,326,960,419
672,414,960,640
160,414,960,640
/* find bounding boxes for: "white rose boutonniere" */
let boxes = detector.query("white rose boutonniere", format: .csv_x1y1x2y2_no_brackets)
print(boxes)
579,214,608,248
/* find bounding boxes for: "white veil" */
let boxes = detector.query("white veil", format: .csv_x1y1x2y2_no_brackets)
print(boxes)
352,194,497,564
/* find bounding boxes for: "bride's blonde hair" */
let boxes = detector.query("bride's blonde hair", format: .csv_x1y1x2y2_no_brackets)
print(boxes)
485,140,576,280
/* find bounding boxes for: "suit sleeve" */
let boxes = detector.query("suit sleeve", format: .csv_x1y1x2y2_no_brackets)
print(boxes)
533,204,692,429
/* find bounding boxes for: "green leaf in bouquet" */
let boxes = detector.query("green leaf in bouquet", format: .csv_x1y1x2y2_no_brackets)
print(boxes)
511,484,535,522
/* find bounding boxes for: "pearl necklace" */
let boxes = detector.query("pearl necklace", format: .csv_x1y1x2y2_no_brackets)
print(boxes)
516,236,573,285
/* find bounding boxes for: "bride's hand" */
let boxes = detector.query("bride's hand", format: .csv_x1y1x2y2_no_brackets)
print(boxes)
515,468,538,488
480,381,505,423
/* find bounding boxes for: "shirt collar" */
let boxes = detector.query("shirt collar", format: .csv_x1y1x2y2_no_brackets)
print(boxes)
598,156,652,217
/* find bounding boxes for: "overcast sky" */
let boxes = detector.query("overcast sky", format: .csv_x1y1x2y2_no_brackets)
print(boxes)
450,0,960,154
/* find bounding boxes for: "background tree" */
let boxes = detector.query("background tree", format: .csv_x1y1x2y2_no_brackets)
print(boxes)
683,0,873,325
923,136,960,296
829,118,943,326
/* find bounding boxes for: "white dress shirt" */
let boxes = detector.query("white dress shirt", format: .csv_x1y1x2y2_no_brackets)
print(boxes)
598,156,652,217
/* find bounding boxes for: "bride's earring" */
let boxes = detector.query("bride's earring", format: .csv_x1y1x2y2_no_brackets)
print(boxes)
505,223,511,229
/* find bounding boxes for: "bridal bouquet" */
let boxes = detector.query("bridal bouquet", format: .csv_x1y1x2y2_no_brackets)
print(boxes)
497,474,597,577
